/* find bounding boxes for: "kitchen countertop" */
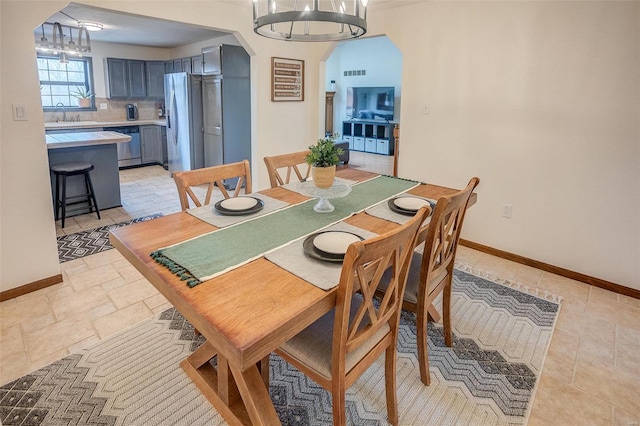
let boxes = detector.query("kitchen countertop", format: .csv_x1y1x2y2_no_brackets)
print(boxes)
46,131,132,149
45,119,166,130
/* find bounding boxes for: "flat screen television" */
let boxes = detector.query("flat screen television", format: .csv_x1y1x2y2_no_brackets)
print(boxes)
346,86,395,121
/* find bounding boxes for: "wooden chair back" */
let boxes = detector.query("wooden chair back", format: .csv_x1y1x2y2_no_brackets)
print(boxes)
336,206,429,361
418,177,480,292
263,150,311,188
411,176,480,385
277,207,428,425
172,160,252,211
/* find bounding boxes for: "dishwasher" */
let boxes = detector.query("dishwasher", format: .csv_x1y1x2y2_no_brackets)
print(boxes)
104,126,141,168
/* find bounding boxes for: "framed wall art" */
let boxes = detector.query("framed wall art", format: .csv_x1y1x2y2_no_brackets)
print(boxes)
271,57,304,102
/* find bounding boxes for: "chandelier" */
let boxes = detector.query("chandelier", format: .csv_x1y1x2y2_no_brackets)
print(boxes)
35,11,102,61
35,22,92,58
253,0,368,42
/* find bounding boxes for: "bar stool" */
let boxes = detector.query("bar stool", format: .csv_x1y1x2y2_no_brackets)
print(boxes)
51,162,101,228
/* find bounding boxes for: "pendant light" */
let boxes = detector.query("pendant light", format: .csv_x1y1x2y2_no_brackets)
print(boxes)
253,0,368,42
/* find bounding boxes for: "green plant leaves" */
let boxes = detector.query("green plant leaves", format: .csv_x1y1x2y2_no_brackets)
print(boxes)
305,137,344,167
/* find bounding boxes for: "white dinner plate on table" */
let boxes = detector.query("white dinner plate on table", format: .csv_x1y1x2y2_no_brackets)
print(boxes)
214,197,264,216
388,197,435,216
219,197,258,211
303,231,364,262
393,197,431,211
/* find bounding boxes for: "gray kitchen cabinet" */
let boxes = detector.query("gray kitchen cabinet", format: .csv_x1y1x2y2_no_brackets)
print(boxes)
202,46,221,75
191,55,203,74
173,59,183,72
128,60,147,98
181,58,192,74
165,61,174,73
106,58,146,98
146,61,165,98
161,126,168,167
140,125,163,164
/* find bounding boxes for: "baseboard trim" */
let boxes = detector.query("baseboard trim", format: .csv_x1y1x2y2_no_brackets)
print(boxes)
459,239,640,300
0,274,63,302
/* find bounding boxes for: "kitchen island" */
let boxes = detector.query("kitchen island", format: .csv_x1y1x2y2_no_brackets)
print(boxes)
47,131,131,216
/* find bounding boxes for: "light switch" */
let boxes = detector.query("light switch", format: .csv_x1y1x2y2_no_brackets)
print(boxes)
419,103,430,115
12,104,27,121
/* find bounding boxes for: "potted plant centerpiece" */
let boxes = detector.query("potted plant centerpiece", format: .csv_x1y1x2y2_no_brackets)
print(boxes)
71,86,93,108
305,137,344,189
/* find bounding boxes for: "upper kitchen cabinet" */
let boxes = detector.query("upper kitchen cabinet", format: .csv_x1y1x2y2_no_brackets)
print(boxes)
173,59,183,73
202,46,221,75
192,55,204,74
202,45,249,78
181,58,192,74
106,58,146,98
146,61,165,98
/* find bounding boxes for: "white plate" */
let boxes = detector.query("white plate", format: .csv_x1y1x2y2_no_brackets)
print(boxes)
394,197,430,211
219,196,258,211
313,231,361,255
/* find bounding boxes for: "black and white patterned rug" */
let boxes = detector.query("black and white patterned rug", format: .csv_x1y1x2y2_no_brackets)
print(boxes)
57,214,163,263
0,270,560,426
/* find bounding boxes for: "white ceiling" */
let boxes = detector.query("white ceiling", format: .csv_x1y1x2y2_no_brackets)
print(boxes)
38,3,231,48
36,1,400,49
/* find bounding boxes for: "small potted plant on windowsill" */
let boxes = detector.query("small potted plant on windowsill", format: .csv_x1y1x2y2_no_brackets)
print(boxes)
305,137,344,189
70,86,93,108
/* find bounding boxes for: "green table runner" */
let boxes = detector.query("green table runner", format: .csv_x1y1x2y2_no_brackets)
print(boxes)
151,176,418,287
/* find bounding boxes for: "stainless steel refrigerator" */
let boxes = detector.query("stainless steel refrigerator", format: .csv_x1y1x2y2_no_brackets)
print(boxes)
164,72,204,174
165,45,251,176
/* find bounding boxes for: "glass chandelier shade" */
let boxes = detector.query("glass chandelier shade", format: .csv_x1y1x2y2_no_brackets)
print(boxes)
35,22,92,57
253,0,368,42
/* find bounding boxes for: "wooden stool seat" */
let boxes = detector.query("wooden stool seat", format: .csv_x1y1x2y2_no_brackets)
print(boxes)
51,162,101,228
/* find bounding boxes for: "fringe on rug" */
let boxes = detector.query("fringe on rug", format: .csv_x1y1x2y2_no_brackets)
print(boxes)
455,262,563,304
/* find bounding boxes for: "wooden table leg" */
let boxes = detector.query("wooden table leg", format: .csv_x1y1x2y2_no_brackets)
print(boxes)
231,364,281,426
180,342,277,425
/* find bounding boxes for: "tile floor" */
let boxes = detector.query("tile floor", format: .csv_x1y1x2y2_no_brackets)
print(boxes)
1,153,639,425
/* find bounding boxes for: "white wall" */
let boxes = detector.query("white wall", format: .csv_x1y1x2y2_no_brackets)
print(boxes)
325,36,402,135
374,1,639,289
0,0,328,293
2,1,638,294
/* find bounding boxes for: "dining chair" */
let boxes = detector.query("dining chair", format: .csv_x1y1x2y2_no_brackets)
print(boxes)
172,160,252,211
275,206,430,426
378,177,480,386
263,150,311,188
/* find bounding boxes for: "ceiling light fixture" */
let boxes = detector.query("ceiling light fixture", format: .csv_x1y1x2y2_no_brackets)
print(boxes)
34,21,92,60
253,0,368,42
78,21,104,32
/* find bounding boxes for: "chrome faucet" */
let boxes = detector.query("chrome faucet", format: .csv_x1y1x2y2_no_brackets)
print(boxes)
55,102,66,122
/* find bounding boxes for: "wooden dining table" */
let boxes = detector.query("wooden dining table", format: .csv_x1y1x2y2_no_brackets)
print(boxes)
109,166,477,425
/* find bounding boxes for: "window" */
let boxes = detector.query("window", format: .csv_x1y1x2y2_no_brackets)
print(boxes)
38,55,95,110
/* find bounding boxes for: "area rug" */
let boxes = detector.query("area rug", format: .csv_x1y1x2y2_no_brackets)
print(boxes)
0,269,560,426
57,214,163,263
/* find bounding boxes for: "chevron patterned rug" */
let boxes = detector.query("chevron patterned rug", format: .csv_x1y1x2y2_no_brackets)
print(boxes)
0,270,560,426
57,214,163,263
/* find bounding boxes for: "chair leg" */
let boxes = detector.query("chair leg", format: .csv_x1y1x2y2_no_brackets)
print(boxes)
331,378,347,426
54,174,60,221
84,172,101,220
417,305,431,386
61,175,67,229
385,345,399,426
443,280,453,347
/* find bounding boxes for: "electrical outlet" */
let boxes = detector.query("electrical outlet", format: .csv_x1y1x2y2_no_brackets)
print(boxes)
503,204,512,218
100,103,108,110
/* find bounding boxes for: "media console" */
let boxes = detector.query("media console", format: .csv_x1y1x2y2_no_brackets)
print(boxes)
341,120,397,156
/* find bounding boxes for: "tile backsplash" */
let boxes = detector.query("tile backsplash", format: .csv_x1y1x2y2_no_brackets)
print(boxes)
44,98,164,123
